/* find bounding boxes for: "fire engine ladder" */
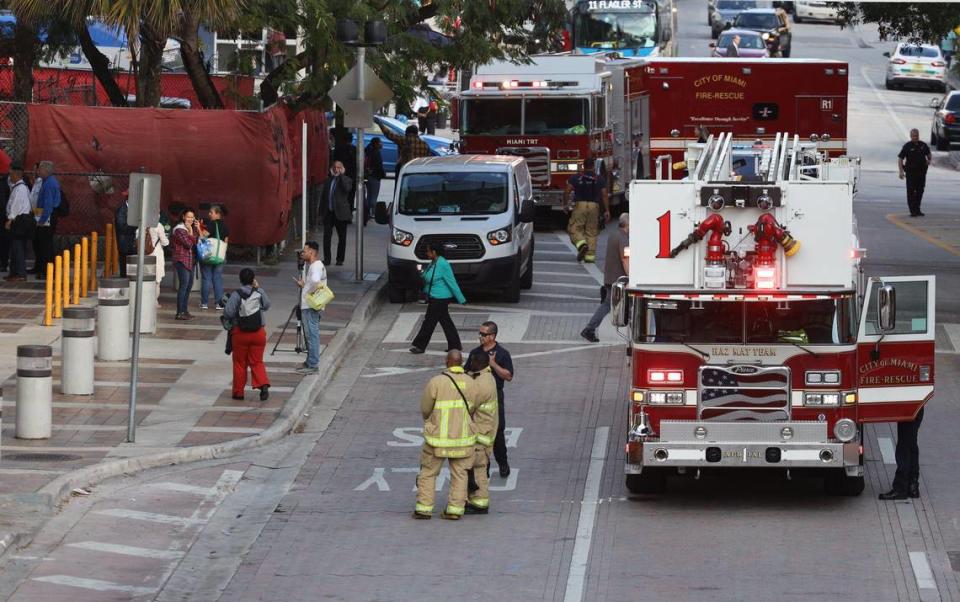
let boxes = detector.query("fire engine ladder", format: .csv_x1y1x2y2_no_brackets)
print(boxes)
692,132,734,182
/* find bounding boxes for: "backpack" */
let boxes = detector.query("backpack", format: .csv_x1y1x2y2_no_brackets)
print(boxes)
53,189,69,218
237,289,263,332
144,228,156,256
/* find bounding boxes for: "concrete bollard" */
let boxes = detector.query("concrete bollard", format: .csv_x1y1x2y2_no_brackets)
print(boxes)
127,254,158,334
16,345,52,439
97,277,131,361
62,306,96,395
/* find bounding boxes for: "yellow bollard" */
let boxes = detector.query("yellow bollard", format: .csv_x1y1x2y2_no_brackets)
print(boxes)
104,224,114,277
44,262,53,326
73,243,81,305
81,237,89,297
63,249,71,309
112,233,120,276
54,255,63,318
90,231,98,292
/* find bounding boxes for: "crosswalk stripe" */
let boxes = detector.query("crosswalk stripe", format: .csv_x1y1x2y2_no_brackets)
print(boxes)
65,541,184,560
94,508,204,527
32,575,156,595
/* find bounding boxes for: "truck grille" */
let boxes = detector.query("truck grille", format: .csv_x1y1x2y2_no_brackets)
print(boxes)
496,146,550,187
414,234,486,261
698,365,791,422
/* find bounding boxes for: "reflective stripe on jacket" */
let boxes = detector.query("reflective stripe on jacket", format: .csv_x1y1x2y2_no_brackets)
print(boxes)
420,366,477,458
472,369,499,447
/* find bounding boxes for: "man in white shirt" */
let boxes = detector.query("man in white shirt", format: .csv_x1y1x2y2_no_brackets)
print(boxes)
4,164,32,281
295,240,327,374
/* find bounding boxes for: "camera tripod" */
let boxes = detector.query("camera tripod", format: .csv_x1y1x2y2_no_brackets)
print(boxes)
271,304,307,355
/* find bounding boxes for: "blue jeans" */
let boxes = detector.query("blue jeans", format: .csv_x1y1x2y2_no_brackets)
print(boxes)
585,285,611,333
200,262,225,306
301,307,321,368
175,262,193,315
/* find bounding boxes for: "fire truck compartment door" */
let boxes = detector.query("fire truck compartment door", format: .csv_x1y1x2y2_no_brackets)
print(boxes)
628,180,698,287
780,181,854,288
856,275,935,423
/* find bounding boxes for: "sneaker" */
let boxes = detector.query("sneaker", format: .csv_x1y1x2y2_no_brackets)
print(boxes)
295,366,318,375
580,329,599,343
200,304,209,310
259,385,270,401
215,304,224,311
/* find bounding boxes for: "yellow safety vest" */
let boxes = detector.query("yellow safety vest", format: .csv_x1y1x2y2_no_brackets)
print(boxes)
422,367,476,458
473,369,499,447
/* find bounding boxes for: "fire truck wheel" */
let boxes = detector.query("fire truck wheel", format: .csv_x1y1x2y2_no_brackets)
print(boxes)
503,255,522,303
387,280,406,304
626,470,667,495
520,240,534,290
823,469,865,497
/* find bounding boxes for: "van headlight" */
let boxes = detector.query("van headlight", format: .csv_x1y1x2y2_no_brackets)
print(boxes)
392,228,414,246
487,226,512,245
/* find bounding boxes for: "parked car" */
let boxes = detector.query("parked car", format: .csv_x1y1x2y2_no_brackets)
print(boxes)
793,0,838,23
732,8,792,56
710,0,773,39
930,91,960,150
337,115,457,178
884,43,948,92
711,29,771,57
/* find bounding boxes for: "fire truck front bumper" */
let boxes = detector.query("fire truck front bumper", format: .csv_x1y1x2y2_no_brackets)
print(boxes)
625,420,861,473
533,190,567,209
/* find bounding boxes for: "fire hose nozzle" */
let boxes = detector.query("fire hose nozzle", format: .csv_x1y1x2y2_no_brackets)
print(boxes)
669,232,701,258
781,233,800,257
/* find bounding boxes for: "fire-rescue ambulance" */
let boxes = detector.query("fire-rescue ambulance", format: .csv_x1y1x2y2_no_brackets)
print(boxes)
610,132,935,495
459,56,848,213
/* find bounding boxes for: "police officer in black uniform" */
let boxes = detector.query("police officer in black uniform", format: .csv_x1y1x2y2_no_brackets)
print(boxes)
879,408,924,500
897,128,932,217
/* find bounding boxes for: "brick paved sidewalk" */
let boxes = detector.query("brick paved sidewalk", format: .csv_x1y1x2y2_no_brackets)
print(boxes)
0,225,389,555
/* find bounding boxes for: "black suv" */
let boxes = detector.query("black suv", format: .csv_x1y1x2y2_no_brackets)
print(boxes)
732,8,792,57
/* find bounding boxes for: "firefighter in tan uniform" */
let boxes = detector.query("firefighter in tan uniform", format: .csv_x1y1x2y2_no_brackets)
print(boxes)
465,353,499,514
564,157,610,263
414,350,478,520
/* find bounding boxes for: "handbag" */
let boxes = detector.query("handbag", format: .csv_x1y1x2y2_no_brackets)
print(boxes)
306,284,335,310
203,223,227,265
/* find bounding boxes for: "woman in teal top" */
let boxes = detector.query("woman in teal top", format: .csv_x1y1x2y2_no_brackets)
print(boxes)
410,243,466,353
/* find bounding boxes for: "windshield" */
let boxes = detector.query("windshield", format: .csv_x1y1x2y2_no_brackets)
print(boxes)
398,172,509,216
635,298,855,345
719,32,764,49
718,0,771,9
898,45,940,58
574,11,657,49
947,95,960,111
734,13,780,29
462,99,521,135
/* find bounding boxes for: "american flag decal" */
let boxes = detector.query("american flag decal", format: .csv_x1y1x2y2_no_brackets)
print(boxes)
699,366,791,422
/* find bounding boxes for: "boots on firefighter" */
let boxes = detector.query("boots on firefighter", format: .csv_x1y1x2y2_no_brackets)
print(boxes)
568,202,599,263
466,446,491,514
416,446,473,519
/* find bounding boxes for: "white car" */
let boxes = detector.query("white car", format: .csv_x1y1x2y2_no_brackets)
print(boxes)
885,43,948,92
793,0,838,23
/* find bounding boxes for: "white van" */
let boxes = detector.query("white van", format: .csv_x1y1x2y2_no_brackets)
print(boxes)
377,155,536,303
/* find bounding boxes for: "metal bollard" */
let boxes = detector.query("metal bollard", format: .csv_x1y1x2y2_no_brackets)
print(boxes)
127,254,157,334
16,345,52,439
97,277,131,361
62,306,95,395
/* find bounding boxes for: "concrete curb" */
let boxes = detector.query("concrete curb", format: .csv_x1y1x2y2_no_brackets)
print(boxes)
0,276,386,562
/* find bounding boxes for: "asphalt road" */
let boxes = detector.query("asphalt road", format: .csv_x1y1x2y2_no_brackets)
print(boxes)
3,1,960,600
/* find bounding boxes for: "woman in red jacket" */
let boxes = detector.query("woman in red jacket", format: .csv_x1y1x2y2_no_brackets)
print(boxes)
171,207,202,320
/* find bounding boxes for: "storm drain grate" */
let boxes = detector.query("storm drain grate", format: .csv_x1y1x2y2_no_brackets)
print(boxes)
3,453,81,462
949,552,960,573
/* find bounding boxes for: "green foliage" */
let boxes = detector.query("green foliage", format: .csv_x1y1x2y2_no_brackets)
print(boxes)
837,2,960,44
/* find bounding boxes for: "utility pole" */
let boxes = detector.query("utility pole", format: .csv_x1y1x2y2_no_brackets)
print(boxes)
355,45,365,281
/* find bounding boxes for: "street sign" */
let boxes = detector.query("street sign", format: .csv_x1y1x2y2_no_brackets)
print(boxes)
328,63,393,111
126,173,161,227
343,100,374,128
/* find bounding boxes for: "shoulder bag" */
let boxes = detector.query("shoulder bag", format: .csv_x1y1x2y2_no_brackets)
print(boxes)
306,283,335,311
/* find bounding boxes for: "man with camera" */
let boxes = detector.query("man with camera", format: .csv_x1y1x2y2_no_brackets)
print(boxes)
295,241,326,374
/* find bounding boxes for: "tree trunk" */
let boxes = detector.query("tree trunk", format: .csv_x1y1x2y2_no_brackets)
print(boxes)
76,23,128,107
259,50,309,107
136,23,166,107
12,18,36,103
178,8,223,109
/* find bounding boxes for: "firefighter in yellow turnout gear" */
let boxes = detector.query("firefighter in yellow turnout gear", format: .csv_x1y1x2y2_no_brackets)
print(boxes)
414,350,478,520
465,352,499,514
564,157,610,263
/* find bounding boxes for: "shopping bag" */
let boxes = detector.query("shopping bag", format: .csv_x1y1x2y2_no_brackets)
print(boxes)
306,285,335,310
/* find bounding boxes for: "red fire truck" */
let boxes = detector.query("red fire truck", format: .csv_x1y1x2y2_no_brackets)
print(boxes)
610,133,934,495
458,56,848,211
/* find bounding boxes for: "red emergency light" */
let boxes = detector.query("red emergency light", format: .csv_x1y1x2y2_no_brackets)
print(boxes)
648,369,684,385
755,267,777,290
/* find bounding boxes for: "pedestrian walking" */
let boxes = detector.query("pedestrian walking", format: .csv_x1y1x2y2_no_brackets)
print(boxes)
33,161,60,280
223,268,271,401
4,164,32,281
879,408,924,500
414,350,478,520
171,207,202,321
898,128,932,217
200,204,229,310
467,321,514,478
377,120,431,172
318,161,353,266
115,190,139,277
364,137,386,223
581,213,629,343
564,157,610,263
331,128,358,185
295,241,326,374
409,243,466,354
466,352,498,514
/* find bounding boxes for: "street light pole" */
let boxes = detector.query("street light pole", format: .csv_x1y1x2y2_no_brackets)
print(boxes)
355,46,365,281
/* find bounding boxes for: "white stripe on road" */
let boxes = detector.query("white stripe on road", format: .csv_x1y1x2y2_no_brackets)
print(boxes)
522,291,595,301
909,551,938,591
533,280,601,290
32,575,155,596
383,311,421,343
877,437,897,465
859,66,910,141
564,426,609,602
146,482,218,496
555,233,604,285
190,427,265,434
94,508,205,527
942,323,960,352
66,541,185,560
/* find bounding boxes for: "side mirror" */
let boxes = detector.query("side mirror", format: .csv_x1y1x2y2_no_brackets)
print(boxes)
882,51,891,58
374,201,390,225
929,97,942,108
877,284,897,332
518,198,535,223
611,276,630,328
